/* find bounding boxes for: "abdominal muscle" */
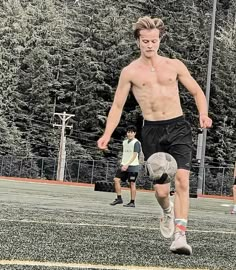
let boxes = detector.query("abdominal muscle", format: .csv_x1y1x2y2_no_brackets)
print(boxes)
132,83,183,121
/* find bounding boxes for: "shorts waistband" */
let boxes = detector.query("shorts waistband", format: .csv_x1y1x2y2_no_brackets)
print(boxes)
144,115,184,126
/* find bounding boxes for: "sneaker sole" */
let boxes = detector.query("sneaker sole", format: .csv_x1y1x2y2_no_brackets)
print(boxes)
171,247,192,256
110,202,123,206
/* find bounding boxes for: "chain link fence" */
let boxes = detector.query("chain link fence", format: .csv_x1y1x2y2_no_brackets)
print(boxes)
0,155,234,196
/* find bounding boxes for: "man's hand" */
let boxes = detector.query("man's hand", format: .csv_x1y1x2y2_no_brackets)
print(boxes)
200,114,212,129
97,134,111,150
121,165,128,171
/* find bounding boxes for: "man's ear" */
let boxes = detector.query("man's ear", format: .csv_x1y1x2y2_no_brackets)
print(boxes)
136,39,140,48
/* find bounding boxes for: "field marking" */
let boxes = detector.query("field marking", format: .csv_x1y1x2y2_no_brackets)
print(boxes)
0,259,209,270
0,218,235,235
221,204,230,207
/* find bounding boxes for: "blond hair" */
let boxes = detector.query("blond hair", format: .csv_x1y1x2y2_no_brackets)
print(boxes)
133,16,165,39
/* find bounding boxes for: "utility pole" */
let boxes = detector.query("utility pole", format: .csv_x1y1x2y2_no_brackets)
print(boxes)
53,112,75,181
197,0,217,195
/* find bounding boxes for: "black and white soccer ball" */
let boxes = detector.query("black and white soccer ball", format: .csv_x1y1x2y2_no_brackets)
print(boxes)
146,152,177,182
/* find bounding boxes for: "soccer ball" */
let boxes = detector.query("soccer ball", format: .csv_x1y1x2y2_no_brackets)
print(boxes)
146,152,177,183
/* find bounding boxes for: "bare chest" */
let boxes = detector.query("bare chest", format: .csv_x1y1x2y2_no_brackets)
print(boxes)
132,68,177,89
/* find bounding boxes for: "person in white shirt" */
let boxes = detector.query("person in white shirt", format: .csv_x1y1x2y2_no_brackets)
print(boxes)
110,125,141,207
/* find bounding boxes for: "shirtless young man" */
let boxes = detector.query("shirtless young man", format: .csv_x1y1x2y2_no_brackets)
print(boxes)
97,16,212,255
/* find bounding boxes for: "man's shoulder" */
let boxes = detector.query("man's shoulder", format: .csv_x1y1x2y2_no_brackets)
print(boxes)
161,57,187,74
119,63,136,84
168,58,186,69
162,56,182,65
133,139,141,147
122,59,139,73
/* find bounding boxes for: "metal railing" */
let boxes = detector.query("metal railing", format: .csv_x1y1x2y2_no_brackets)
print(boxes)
0,155,234,196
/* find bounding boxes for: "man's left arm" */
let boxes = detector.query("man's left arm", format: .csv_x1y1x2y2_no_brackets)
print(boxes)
176,59,212,129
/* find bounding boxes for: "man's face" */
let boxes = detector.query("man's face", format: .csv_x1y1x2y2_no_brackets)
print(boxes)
127,131,136,140
137,29,160,57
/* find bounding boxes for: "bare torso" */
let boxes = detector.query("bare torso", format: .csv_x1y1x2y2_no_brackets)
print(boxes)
127,56,183,121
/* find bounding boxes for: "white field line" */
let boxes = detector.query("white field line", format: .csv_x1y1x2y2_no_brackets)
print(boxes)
0,218,235,235
0,259,209,270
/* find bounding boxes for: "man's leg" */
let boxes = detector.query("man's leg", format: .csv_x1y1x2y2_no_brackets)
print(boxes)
170,169,192,255
110,177,123,205
114,177,122,196
174,169,189,221
124,174,137,207
154,182,174,238
154,182,171,209
130,181,136,201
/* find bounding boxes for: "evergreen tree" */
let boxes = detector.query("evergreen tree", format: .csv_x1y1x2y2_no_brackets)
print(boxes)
0,0,235,169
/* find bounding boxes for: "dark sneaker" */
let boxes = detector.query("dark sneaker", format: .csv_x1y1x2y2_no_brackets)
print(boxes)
123,202,135,207
110,198,123,206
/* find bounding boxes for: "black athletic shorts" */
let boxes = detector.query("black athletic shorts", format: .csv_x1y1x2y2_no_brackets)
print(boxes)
115,168,138,182
141,116,192,170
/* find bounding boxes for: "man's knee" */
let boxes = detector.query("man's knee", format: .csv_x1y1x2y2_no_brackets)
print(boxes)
154,184,169,199
114,177,121,183
130,181,136,187
175,171,189,191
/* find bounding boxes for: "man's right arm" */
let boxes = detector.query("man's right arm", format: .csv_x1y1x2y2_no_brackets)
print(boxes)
97,67,131,149
176,59,212,129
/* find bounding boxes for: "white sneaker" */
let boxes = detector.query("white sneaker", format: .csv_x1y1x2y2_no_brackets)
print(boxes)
230,209,236,214
160,201,175,238
170,231,192,255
